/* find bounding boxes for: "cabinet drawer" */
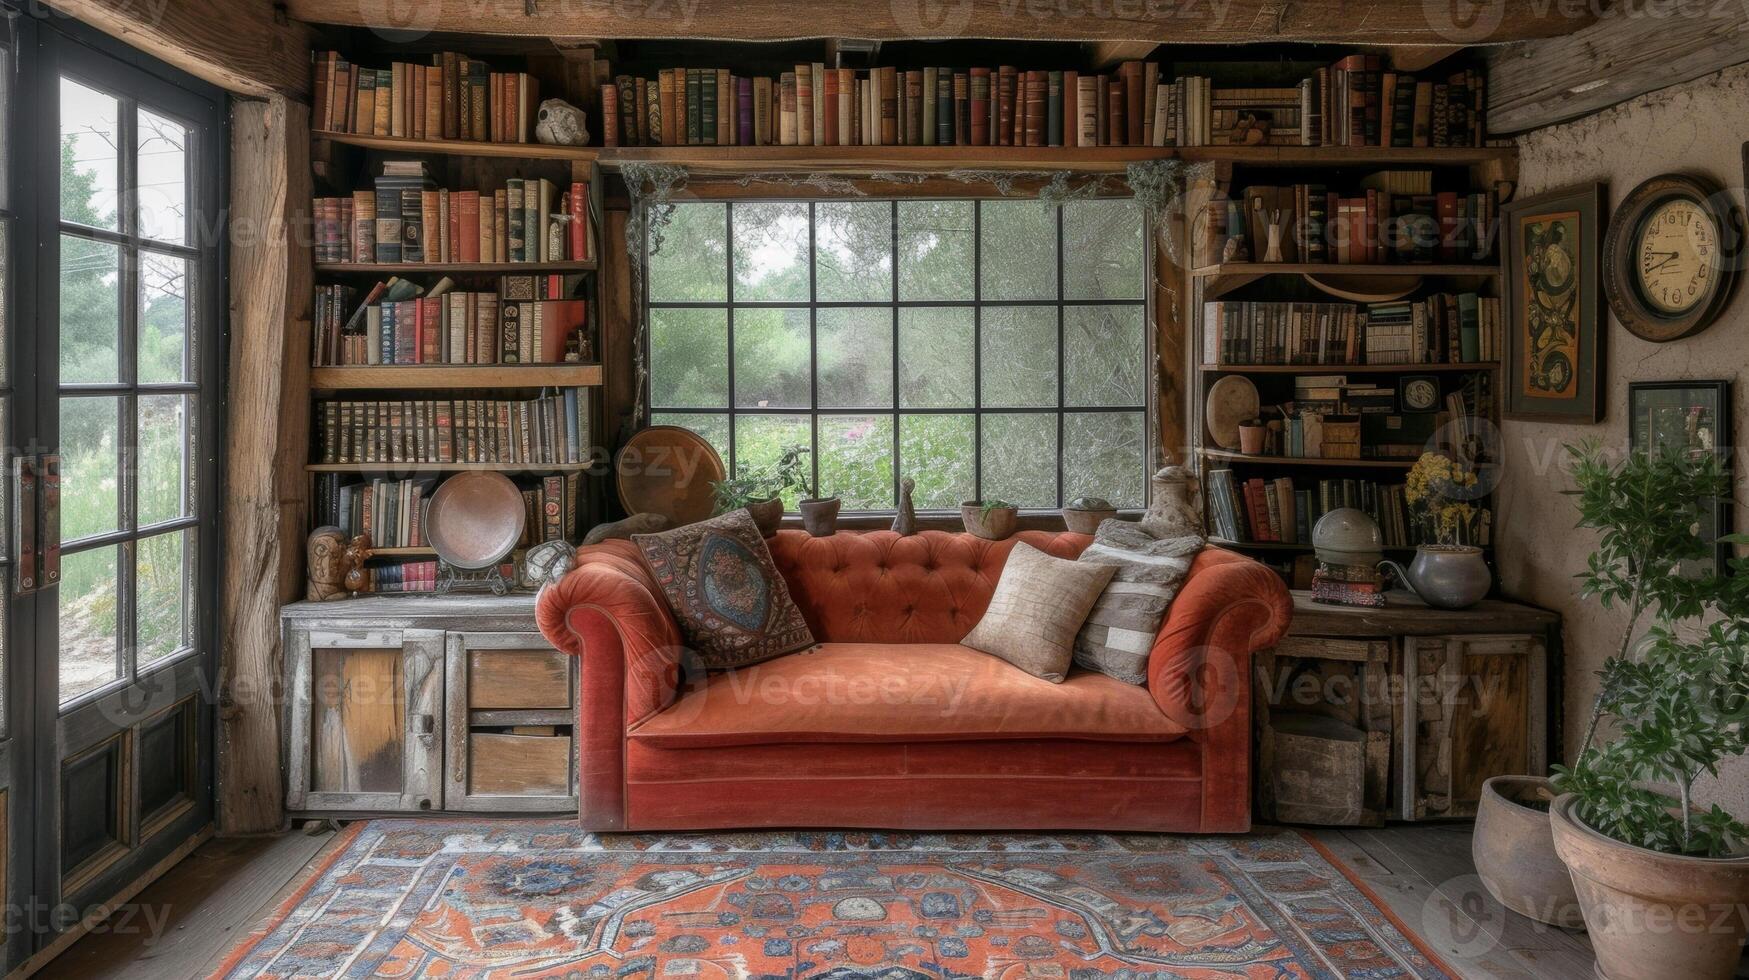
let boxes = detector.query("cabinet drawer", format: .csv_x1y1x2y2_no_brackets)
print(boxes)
467,649,571,709
468,733,572,796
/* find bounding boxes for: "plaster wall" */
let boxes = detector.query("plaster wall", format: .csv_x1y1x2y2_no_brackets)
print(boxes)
1501,62,1749,812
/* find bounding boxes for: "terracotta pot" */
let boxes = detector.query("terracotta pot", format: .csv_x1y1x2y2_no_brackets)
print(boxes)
961,501,1018,540
1238,424,1267,455
1550,793,1749,980
1473,776,1583,929
1061,507,1117,535
744,497,784,537
798,497,841,537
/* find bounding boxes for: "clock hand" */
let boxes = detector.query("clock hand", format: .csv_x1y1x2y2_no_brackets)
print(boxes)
1642,251,1679,273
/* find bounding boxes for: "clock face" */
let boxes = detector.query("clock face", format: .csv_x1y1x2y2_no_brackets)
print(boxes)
1635,197,1719,315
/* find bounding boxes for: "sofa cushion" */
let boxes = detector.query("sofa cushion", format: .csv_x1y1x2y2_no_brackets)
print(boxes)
1074,521,1204,684
628,643,1187,748
961,543,1117,682
633,509,815,670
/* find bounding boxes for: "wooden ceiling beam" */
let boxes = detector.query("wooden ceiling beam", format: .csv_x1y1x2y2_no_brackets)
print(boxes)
1488,10,1749,133
50,0,311,98
285,0,1593,45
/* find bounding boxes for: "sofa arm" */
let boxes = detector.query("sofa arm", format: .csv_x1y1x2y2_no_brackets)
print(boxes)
1146,548,1292,831
535,540,687,726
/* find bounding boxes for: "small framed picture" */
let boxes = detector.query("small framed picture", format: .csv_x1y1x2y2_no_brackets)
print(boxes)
1628,380,1733,576
1502,183,1606,422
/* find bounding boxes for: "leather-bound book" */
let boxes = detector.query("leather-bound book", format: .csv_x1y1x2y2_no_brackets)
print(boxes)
878,67,898,146
996,66,1016,146
968,68,990,146
953,72,969,145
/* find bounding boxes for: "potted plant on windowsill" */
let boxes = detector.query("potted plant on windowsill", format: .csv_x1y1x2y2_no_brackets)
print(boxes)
713,443,810,537
798,491,841,537
961,498,1018,540
1544,441,1749,979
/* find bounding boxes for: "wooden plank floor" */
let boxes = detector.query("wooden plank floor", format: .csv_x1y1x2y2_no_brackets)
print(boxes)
46,822,1596,979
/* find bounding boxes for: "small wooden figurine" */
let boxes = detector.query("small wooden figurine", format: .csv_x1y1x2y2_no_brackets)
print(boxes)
306,526,347,601
341,534,373,596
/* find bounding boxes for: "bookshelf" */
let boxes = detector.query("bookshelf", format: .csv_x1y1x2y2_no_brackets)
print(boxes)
306,123,605,594
1184,151,1512,584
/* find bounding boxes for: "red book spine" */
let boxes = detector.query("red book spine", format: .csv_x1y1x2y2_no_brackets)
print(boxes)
737,76,754,146
996,66,1016,146
1062,70,1078,149
1437,191,1459,262
822,69,839,146
1106,78,1125,146
601,83,620,147
458,191,480,263
969,68,991,146
568,182,587,261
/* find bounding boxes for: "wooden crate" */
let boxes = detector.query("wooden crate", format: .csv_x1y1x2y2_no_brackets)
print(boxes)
1254,635,1392,826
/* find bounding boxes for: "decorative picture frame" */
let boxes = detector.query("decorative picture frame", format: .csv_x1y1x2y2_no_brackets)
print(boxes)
1502,183,1606,422
1628,379,1734,576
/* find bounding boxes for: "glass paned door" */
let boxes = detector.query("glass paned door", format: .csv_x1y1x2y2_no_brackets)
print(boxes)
2,18,223,954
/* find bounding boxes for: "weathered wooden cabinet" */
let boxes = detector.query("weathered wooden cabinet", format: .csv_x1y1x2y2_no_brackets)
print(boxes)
282,596,577,816
1254,591,1559,826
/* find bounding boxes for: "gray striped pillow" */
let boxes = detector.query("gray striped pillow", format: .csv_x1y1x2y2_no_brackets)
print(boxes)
1072,520,1204,684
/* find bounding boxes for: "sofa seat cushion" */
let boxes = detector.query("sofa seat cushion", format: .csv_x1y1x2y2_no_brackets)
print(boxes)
629,643,1188,749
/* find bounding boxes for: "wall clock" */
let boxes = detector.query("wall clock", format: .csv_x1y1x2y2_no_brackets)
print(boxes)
1602,173,1740,342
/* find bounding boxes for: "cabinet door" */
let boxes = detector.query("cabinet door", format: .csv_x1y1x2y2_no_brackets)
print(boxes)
286,627,444,812
444,632,576,812
1395,634,1547,820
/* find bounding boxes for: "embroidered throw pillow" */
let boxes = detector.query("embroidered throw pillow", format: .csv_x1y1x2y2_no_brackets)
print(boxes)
961,542,1116,683
1073,519,1204,684
633,509,815,669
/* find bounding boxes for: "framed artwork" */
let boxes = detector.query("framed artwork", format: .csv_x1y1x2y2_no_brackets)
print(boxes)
1502,183,1606,422
1628,379,1733,577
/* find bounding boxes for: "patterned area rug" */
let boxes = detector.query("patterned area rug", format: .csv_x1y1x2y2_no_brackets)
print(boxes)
214,821,1453,979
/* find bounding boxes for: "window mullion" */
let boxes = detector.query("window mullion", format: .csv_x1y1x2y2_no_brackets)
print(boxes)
723,203,736,477
807,201,818,502
1055,203,1066,510
888,200,899,510
971,200,983,505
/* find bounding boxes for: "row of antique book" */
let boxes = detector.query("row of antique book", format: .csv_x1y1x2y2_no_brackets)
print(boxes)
311,50,540,143
598,55,1487,149
1205,469,1492,548
311,275,589,367
315,390,592,466
313,164,592,265
1201,293,1500,366
312,471,585,550
1209,174,1497,265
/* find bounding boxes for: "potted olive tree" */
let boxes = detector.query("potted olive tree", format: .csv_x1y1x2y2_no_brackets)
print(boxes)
712,443,810,536
1546,442,1749,979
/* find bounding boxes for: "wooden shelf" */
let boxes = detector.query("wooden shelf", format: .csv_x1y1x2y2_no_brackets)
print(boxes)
1200,362,1499,374
315,260,596,274
1179,145,1516,167
306,462,595,474
1192,261,1498,296
310,364,604,390
1201,449,1417,469
315,130,600,162
1211,537,1423,552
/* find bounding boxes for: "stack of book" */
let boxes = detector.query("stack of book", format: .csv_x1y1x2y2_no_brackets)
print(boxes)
517,472,586,546
312,476,437,548
313,164,592,265
312,50,540,143
1207,468,1492,549
312,274,590,367
316,389,592,466
597,56,1487,149
1311,563,1387,607
365,560,445,593
1202,293,1499,366
1311,55,1485,148
1217,175,1496,266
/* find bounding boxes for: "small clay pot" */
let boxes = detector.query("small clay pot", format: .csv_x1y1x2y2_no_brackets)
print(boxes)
744,497,784,536
1473,776,1583,929
1238,423,1267,455
798,497,841,537
1062,506,1117,535
961,501,1018,540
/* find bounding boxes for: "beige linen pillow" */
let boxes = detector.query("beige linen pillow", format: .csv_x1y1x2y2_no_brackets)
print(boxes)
961,542,1117,683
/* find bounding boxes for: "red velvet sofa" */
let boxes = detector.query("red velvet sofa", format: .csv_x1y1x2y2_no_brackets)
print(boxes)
535,530,1291,833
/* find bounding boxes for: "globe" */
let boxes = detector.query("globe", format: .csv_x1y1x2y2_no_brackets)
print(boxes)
1313,507,1384,567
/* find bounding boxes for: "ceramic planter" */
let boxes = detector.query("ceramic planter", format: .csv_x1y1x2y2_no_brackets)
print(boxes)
1238,423,1267,455
1061,506,1117,535
961,501,1018,540
1550,793,1749,980
1473,776,1583,929
744,497,784,537
799,497,841,537
1378,544,1492,609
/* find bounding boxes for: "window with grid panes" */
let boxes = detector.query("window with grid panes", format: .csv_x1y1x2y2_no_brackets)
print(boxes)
646,198,1150,512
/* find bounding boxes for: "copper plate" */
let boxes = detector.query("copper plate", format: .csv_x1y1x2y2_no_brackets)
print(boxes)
616,425,726,527
425,471,527,570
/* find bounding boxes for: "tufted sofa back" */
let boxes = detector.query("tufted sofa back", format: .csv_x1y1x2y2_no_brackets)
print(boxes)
763,529,1091,644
